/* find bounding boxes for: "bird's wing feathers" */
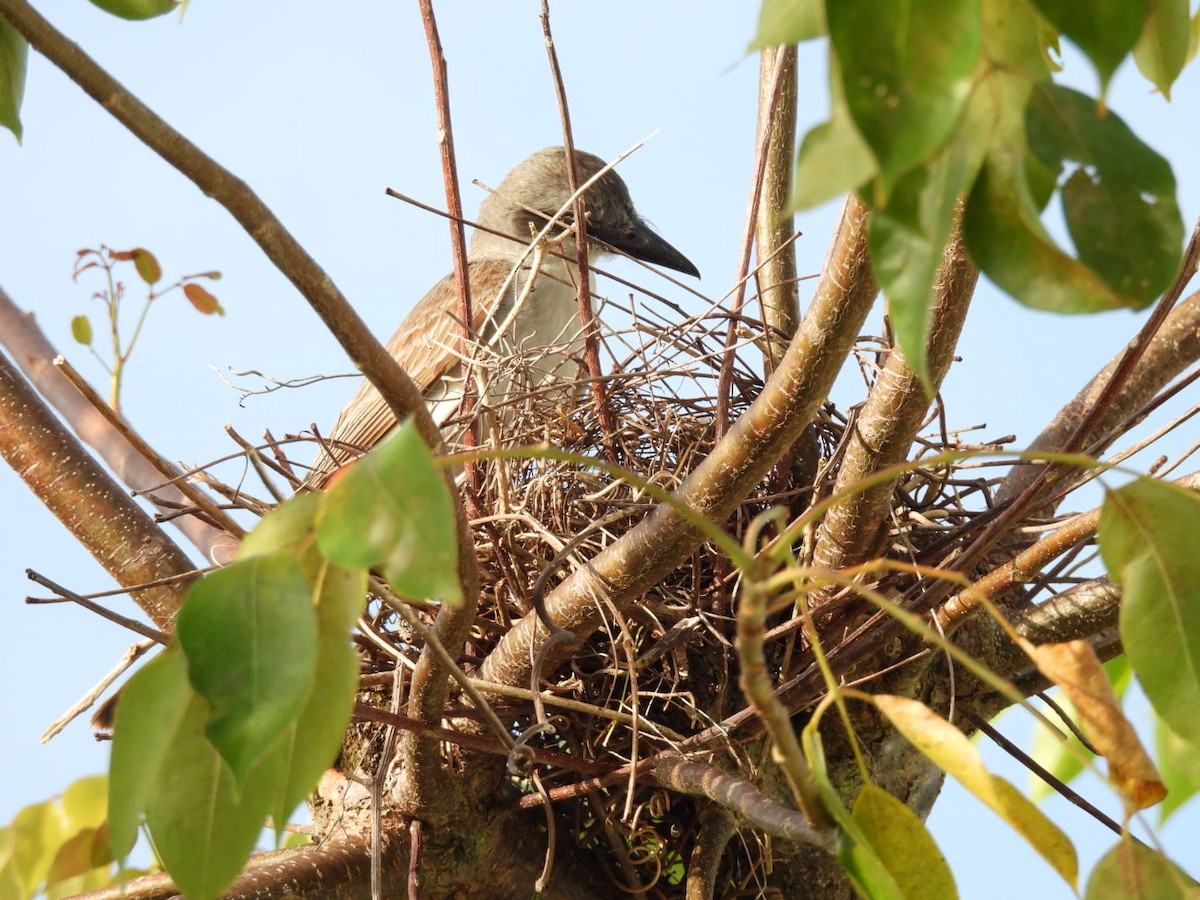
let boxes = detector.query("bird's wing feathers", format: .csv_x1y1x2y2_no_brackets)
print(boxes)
308,257,515,485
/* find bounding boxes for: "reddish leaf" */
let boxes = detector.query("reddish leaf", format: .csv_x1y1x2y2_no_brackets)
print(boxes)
183,283,225,316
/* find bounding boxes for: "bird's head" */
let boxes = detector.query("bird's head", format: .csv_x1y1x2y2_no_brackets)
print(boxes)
473,147,700,278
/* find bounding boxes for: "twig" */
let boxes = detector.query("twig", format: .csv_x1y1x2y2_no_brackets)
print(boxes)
25,569,171,644
54,356,245,538
40,639,156,742
540,0,618,458
715,48,788,439
961,708,1128,841
654,755,833,850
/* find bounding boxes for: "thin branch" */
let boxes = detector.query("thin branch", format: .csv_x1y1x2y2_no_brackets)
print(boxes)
997,288,1200,505
737,575,830,829
541,0,618,454
715,47,789,438
25,569,170,643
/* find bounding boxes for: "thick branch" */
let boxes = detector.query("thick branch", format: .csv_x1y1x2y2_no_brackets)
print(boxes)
0,288,238,563
479,195,876,690
997,289,1200,505
0,349,192,628
811,224,977,576
754,44,799,373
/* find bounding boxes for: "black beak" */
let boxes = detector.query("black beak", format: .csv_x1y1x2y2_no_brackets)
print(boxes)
594,220,701,279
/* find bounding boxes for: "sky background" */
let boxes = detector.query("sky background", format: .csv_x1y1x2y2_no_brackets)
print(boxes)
1,2,1198,896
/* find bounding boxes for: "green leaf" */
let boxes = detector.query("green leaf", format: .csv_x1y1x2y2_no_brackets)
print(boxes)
846,783,958,899
316,417,461,604
87,0,177,20
268,559,363,842
1085,838,1199,899
792,60,877,210
0,17,28,142
1029,0,1146,94
1100,478,1200,748
828,0,982,191
177,554,318,783
235,494,362,840
964,155,1131,313
1133,0,1190,99
108,648,192,860
750,0,824,47
144,695,283,900
130,248,161,285
870,129,975,390
237,492,321,560
1157,717,1200,824
70,315,93,346
1025,84,1183,304
875,695,1079,888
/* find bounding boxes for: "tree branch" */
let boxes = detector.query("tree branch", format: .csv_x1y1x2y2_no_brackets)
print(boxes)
754,44,800,374
997,289,1200,505
654,755,834,850
478,195,876,691
0,286,238,563
0,348,193,628
810,222,977,578
0,0,483,756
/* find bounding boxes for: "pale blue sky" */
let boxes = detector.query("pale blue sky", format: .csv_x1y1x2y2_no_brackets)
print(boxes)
1,3,1197,896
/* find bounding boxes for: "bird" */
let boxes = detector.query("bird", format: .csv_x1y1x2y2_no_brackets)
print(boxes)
307,147,700,486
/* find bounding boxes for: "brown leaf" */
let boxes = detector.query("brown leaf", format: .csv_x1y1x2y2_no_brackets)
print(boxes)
1029,640,1166,811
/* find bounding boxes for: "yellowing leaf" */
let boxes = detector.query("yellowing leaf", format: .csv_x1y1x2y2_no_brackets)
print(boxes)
846,783,957,899
130,248,161,285
1027,640,1165,811
875,694,1078,887
1085,837,1199,899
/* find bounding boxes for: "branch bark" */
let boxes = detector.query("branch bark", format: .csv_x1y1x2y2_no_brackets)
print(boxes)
754,44,800,373
0,287,238,563
810,223,977,578
0,348,193,628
